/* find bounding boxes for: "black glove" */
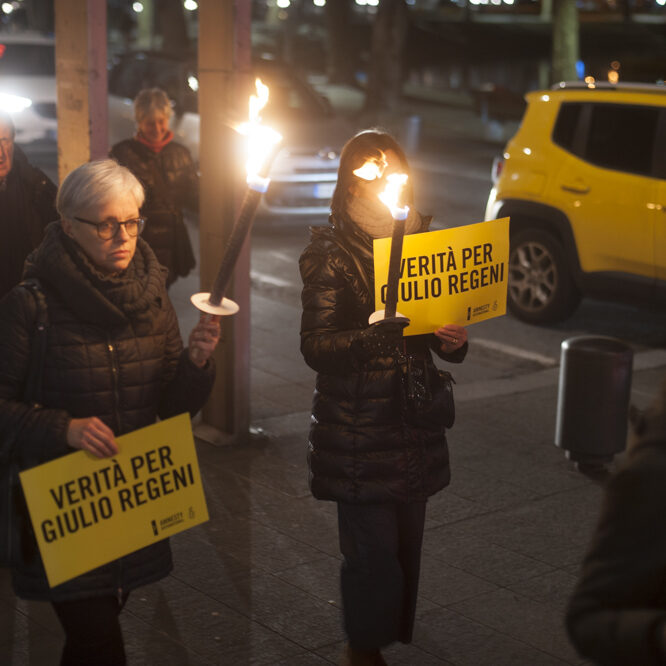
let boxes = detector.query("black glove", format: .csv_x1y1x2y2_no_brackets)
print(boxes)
352,320,407,360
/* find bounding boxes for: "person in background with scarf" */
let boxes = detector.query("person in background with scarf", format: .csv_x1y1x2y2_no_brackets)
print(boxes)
0,159,220,665
299,129,468,666
110,88,198,287
0,111,57,299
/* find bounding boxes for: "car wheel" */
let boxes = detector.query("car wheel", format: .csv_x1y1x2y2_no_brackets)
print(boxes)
507,229,581,324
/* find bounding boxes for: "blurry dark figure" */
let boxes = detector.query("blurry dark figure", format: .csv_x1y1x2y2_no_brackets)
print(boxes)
0,111,57,299
110,88,197,287
566,378,666,665
299,129,468,666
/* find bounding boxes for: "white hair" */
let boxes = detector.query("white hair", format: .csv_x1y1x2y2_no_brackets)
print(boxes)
56,159,145,220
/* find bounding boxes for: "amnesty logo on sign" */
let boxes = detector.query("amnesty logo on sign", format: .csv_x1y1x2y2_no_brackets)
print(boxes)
19,413,208,588
373,217,509,335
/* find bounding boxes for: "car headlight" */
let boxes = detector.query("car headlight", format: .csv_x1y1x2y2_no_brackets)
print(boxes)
0,92,33,113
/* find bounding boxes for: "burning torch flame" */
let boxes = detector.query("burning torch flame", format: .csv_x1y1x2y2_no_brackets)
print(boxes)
237,77,282,187
379,173,409,221
353,154,409,220
353,154,388,181
353,154,409,219
249,78,269,122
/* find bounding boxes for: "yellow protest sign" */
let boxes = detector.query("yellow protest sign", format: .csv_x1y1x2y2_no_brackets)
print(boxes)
373,217,509,335
19,413,208,588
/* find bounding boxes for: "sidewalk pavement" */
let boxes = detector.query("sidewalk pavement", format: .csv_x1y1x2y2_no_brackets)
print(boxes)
3,82,666,665
3,252,666,665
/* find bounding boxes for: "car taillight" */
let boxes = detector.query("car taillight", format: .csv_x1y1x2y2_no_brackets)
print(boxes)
491,155,504,184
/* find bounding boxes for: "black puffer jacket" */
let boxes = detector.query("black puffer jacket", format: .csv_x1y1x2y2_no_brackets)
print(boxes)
0,222,215,602
110,138,197,283
299,214,467,504
0,146,57,299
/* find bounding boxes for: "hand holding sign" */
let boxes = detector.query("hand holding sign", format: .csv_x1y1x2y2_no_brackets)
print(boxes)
435,324,468,354
67,417,118,458
21,413,209,587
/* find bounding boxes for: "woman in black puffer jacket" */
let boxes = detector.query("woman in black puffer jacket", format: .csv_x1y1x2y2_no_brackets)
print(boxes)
0,159,220,665
299,130,468,665
110,87,198,287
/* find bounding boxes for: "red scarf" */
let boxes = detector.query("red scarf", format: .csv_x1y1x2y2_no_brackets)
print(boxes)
135,130,174,153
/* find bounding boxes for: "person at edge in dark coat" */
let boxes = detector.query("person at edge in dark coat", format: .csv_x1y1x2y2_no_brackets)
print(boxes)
0,159,221,665
566,378,666,666
299,129,468,666
0,110,57,300
110,87,198,288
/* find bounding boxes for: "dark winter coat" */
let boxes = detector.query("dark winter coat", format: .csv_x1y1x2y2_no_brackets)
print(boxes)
0,222,215,602
299,214,467,505
109,138,197,284
566,379,666,666
0,146,57,299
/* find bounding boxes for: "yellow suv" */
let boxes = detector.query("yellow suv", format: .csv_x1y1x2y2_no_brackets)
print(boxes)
485,82,666,324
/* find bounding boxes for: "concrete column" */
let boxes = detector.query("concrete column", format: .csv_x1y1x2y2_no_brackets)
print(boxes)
197,0,253,444
552,0,579,85
54,0,107,182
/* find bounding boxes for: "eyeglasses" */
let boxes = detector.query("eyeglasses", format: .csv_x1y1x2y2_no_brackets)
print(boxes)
74,216,146,240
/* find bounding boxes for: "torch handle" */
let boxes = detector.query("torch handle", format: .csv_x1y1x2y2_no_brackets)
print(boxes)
209,187,262,305
207,138,282,307
383,221,405,319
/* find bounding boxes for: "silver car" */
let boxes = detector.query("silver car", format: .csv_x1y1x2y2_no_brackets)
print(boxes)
107,51,348,216
0,32,57,144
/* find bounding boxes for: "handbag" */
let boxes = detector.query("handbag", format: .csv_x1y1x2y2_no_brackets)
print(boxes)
402,353,456,430
1,279,48,568
172,215,196,278
150,162,196,279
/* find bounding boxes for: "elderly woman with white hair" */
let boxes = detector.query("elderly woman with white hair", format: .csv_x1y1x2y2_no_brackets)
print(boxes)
110,87,198,287
0,159,220,665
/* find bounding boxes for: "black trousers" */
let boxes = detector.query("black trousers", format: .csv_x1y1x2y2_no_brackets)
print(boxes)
337,501,427,652
52,594,128,666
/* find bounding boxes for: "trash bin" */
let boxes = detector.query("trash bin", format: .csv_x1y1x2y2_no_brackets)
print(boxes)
555,336,633,469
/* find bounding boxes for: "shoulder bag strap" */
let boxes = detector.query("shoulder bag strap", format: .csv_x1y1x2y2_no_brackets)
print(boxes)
19,278,49,406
